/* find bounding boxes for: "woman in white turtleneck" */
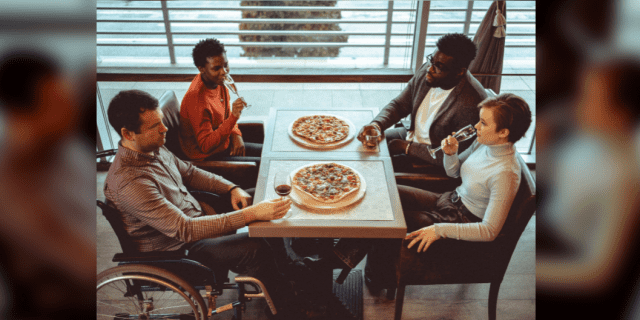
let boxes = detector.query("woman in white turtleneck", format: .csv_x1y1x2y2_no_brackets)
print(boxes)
404,93,532,252
303,93,532,290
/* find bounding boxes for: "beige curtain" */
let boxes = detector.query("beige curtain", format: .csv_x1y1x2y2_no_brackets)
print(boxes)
468,1,506,94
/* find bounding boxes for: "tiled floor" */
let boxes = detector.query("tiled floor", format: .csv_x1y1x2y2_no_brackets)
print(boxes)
97,79,536,319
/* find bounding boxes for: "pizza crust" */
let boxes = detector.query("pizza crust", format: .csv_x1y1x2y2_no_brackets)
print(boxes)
290,162,363,204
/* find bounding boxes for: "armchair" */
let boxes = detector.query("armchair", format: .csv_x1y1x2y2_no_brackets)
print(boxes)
159,90,262,189
392,154,536,320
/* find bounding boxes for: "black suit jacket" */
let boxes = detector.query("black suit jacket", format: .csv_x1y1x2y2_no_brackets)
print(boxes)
372,63,488,166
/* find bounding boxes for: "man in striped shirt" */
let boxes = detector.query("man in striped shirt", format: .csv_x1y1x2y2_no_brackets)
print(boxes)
103,90,307,318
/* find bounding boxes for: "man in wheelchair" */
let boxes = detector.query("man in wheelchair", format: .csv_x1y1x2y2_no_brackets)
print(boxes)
103,90,320,319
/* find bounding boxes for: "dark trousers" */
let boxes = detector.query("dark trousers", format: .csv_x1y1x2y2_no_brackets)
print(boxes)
185,189,292,308
332,185,482,284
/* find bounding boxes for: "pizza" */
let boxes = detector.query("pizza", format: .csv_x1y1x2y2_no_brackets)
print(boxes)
291,163,361,203
291,115,350,144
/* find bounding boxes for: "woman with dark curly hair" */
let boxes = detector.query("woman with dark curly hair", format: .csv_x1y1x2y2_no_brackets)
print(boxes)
179,38,263,161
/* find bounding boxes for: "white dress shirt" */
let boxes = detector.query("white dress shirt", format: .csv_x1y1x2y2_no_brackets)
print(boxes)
406,86,454,145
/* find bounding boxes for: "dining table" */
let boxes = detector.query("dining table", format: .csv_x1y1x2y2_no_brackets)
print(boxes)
248,107,407,320
249,107,406,239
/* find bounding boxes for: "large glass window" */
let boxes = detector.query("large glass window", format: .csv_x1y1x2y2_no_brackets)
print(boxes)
97,1,535,160
97,1,535,73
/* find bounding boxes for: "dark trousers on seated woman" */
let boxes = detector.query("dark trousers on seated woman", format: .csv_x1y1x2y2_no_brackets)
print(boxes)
330,184,482,285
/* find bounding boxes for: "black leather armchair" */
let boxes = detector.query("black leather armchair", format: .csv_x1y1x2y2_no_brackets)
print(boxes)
159,90,262,189
391,154,536,320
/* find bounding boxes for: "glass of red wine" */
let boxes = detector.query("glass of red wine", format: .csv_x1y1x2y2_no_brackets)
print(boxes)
274,171,292,218
274,171,292,200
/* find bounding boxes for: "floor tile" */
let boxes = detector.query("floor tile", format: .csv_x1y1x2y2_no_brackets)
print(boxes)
504,250,536,274
360,82,405,90
361,90,402,111
132,81,191,90
240,82,304,90
238,90,275,117
271,90,306,108
98,81,136,89
332,90,363,109
303,82,360,90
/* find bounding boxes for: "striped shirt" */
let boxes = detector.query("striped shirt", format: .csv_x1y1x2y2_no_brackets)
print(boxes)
104,143,246,252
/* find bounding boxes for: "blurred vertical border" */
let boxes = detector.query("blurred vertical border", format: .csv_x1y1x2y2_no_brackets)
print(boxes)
0,0,95,318
538,0,640,319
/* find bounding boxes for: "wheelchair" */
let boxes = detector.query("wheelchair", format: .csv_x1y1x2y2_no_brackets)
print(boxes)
96,193,277,320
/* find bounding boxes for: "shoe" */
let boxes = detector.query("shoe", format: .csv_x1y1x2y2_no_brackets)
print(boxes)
364,272,384,294
303,254,349,273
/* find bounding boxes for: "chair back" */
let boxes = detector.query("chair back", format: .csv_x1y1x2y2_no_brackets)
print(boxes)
97,199,138,254
158,90,189,160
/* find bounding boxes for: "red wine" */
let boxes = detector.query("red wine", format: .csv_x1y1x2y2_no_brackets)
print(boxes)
275,185,292,196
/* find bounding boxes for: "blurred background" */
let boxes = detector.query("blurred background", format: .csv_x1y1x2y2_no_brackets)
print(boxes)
1,0,640,318
536,0,640,318
0,0,95,318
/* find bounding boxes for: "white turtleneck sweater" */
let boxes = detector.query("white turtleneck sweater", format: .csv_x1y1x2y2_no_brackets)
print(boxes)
437,140,521,241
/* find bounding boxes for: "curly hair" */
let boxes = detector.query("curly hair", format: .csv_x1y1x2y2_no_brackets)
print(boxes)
478,93,532,143
435,33,477,70
108,90,158,137
192,38,226,68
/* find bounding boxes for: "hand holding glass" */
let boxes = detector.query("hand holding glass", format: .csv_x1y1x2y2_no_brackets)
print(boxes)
224,74,251,109
362,126,382,150
427,124,476,159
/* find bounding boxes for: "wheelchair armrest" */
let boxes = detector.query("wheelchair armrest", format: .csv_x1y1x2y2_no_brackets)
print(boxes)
113,250,188,262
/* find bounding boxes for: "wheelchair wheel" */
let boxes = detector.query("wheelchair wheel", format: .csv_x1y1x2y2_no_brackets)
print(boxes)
97,264,207,320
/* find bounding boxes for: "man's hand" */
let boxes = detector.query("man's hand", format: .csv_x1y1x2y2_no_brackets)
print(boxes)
441,131,458,156
405,225,441,253
229,134,245,156
388,139,410,156
230,187,252,210
231,98,245,118
357,123,383,142
243,197,292,223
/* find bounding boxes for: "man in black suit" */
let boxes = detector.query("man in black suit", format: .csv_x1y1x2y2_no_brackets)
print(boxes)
357,33,487,171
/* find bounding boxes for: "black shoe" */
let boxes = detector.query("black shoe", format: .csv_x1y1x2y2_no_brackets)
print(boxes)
364,272,384,294
303,255,349,273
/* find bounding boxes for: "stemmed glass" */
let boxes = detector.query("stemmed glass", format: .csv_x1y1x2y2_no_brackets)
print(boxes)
427,124,476,159
274,171,292,199
273,171,292,218
223,74,251,109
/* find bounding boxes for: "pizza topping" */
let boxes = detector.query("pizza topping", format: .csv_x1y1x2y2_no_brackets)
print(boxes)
292,115,350,144
291,163,360,202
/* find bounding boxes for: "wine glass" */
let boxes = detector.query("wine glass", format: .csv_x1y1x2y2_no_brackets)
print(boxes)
274,171,292,200
273,171,293,218
223,74,251,109
427,124,476,159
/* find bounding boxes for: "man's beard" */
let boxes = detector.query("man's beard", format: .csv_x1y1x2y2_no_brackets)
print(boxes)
427,75,461,89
